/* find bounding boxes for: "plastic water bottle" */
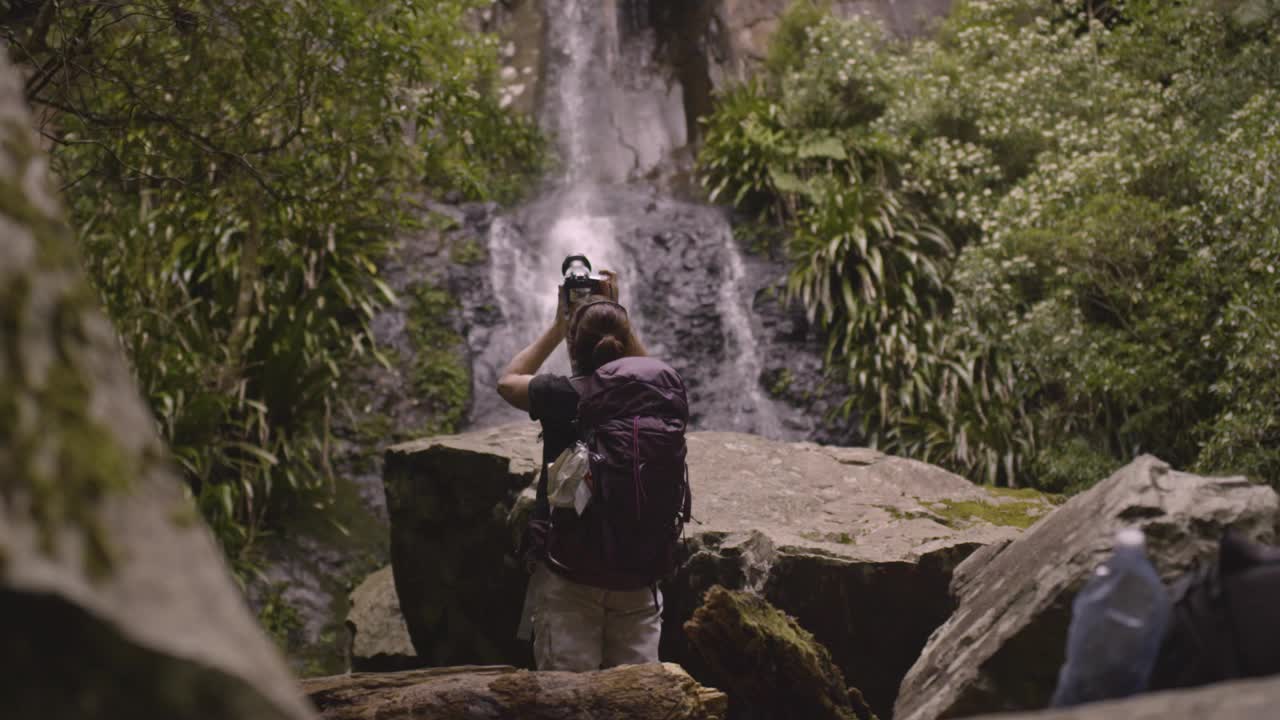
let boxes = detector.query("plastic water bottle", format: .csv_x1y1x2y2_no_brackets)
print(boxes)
1050,527,1172,707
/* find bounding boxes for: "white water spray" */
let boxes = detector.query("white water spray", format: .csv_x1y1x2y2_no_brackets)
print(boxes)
469,0,792,437
718,227,784,436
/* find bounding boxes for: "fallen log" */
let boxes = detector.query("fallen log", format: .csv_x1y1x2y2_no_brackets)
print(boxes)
684,585,877,720
302,663,727,720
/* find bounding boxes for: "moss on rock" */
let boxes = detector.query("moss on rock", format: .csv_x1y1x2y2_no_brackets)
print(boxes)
684,585,877,720
1,112,136,581
928,488,1061,530
0,125,77,271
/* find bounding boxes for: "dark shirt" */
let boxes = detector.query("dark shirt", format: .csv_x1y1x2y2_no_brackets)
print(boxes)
528,373,580,519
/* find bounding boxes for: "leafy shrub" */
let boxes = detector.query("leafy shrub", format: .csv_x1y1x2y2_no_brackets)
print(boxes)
407,283,470,436
700,0,1280,491
700,10,955,457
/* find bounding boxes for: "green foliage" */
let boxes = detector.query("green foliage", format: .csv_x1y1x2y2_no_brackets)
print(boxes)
762,0,833,80
700,0,1280,491
700,9,954,464
449,237,489,266
407,283,469,436
766,368,795,397
1028,438,1123,495
419,84,549,203
2,0,543,565
257,582,304,653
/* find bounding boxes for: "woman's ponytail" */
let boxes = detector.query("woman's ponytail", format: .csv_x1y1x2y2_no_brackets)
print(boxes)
591,334,626,370
569,300,641,374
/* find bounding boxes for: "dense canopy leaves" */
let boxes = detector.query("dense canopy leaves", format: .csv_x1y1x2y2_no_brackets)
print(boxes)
2,0,544,565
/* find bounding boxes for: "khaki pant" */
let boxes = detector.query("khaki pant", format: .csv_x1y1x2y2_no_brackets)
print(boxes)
531,563,662,671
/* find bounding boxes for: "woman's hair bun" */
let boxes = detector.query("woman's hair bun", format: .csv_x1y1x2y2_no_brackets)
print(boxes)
592,335,626,368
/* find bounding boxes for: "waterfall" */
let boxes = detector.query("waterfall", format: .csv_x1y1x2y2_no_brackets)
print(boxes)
717,225,784,437
467,0,795,439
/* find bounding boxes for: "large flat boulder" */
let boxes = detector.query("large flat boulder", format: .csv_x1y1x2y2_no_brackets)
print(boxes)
384,423,1050,717
0,52,315,720
894,456,1280,720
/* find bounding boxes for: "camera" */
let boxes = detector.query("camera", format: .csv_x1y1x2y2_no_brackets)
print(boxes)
561,254,604,311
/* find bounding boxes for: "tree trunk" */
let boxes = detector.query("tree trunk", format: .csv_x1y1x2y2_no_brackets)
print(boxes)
302,663,728,720
684,586,877,720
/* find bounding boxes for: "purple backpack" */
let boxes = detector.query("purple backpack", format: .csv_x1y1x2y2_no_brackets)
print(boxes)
545,356,692,591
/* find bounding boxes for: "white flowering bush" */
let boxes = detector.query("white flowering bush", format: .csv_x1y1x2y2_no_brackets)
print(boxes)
700,10,955,451
700,0,1280,490
1191,89,1280,482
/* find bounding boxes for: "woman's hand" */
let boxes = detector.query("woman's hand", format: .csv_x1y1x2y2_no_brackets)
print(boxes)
598,269,620,302
498,293,570,410
554,287,570,338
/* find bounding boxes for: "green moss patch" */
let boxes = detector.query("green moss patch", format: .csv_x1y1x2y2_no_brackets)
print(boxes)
926,486,1054,527
685,586,876,720
988,486,1067,504
880,488,1060,530
16,322,137,580
2,146,137,579
0,126,76,271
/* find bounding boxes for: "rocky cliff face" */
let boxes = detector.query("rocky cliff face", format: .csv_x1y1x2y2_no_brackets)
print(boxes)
455,188,854,444
0,52,316,720
382,424,1052,717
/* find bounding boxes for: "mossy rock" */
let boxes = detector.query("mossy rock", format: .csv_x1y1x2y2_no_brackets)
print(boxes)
927,488,1063,530
684,586,876,720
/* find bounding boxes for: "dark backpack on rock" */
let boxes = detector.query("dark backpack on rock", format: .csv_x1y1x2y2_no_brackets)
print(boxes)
1148,529,1280,690
544,356,692,591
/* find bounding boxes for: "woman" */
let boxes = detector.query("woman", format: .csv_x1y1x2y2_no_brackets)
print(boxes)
496,274,662,672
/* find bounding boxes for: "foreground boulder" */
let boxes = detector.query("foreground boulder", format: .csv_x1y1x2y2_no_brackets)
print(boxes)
0,54,314,720
685,585,875,720
346,566,421,672
303,663,727,719
385,424,542,670
965,672,1280,720
385,424,1051,716
895,456,1280,720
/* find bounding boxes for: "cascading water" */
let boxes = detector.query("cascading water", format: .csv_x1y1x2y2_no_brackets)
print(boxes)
718,225,784,438
467,0,798,439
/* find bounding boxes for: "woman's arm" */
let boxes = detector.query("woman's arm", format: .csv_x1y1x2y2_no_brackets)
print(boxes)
497,294,569,411
496,324,564,411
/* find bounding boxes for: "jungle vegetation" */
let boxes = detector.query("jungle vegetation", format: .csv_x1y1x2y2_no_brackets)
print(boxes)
700,0,1280,493
1,0,544,574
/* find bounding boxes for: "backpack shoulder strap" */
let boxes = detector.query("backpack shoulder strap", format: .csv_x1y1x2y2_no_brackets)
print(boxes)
566,375,592,445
